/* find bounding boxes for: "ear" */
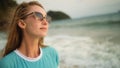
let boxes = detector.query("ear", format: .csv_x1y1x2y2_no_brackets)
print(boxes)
18,20,26,29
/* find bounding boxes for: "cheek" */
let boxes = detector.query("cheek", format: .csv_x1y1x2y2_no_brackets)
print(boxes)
26,22,33,28
26,23,39,31
25,21,33,31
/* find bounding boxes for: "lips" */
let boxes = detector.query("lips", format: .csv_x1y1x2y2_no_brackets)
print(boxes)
40,27,47,29
40,27,47,30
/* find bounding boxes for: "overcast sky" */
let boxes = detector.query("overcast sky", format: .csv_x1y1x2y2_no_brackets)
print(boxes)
16,0,120,19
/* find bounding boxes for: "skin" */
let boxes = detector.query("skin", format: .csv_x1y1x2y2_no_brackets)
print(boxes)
17,5,48,58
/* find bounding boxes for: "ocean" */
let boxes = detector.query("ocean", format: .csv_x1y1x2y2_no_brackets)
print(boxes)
0,13,120,68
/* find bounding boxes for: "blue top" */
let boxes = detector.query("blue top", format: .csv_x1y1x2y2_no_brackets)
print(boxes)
0,46,59,68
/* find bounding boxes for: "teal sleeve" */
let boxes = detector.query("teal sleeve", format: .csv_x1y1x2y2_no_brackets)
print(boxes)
0,59,10,68
0,52,15,68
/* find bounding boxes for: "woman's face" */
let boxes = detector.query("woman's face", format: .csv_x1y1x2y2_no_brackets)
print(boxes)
23,5,48,38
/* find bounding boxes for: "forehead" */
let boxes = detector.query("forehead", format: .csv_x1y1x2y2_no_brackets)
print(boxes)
28,5,46,16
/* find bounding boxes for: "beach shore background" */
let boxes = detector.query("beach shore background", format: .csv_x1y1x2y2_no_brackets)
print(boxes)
0,12,120,68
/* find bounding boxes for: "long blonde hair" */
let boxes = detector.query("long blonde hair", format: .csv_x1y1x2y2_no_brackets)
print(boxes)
3,1,45,57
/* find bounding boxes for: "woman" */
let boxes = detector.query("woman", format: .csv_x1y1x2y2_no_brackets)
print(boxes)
0,1,59,68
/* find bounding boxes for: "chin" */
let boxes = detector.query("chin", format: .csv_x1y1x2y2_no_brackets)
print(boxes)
39,33,47,37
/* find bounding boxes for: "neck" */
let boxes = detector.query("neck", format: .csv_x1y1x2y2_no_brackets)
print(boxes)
18,36,40,58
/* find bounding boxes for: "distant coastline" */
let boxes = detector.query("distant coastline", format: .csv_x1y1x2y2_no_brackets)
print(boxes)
47,10,71,21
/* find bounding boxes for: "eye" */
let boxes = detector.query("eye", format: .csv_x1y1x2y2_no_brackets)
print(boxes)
34,12,44,20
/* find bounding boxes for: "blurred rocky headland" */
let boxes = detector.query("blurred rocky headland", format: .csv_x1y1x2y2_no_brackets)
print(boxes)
47,10,71,21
